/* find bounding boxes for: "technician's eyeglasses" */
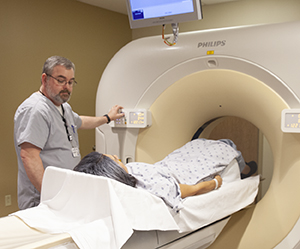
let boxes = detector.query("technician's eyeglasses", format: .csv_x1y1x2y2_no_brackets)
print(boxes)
46,74,77,87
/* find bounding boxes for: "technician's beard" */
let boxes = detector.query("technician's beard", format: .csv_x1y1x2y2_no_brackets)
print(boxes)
57,90,72,104
45,84,71,105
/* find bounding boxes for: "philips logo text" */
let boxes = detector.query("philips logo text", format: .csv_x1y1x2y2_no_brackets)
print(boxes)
198,40,226,48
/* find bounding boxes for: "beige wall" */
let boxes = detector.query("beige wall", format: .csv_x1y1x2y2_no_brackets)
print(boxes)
1,0,300,218
0,0,131,216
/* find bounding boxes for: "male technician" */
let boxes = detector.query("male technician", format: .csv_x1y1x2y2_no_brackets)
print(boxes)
14,56,124,210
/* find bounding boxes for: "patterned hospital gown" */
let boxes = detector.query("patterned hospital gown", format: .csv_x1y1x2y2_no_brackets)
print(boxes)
126,139,239,212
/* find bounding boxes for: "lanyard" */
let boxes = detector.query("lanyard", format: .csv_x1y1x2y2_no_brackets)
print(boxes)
60,105,80,157
61,105,73,142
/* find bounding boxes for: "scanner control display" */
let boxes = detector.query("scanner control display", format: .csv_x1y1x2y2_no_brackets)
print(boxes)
111,109,151,128
281,109,300,133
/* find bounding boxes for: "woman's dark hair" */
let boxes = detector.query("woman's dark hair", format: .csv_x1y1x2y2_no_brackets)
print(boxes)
73,152,137,187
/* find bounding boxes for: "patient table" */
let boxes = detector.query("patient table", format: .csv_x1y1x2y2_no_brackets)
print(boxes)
0,216,229,249
1,159,259,249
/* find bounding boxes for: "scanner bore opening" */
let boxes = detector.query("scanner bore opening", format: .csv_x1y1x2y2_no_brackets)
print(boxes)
192,116,273,201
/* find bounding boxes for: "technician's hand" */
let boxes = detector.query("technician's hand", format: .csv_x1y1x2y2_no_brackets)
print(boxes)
108,105,125,121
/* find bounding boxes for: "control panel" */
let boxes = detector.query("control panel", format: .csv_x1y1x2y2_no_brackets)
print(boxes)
110,109,152,128
281,109,300,133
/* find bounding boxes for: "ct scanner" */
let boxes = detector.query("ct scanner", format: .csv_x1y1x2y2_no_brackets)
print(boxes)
95,20,300,248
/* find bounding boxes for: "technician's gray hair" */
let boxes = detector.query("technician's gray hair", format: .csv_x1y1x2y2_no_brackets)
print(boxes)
42,55,75,76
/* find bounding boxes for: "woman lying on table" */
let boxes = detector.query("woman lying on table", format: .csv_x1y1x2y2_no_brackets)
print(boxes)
74,139,254,212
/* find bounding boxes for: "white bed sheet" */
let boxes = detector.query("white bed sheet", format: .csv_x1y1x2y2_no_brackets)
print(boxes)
172,159,260,232
11,160,259,249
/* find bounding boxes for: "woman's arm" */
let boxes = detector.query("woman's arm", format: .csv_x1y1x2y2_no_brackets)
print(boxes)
179,175,222,198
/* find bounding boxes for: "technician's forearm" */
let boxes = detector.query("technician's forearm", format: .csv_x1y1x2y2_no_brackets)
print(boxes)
79,115,112,129
20,144,44,193
21,158,44,193
79,105,124,129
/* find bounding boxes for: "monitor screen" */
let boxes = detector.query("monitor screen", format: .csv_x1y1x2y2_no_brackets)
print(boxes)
126,0,202,29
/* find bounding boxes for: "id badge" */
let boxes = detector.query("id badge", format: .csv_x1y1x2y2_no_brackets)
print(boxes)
72,147,80,158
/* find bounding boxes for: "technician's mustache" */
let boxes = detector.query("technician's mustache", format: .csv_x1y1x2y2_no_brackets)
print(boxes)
60,90,71,95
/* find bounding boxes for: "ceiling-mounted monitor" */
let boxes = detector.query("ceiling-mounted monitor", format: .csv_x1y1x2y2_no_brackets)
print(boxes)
126,0,203,29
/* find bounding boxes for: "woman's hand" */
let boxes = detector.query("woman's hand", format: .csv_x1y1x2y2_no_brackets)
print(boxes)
214,175,222,189
179,174,223,198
